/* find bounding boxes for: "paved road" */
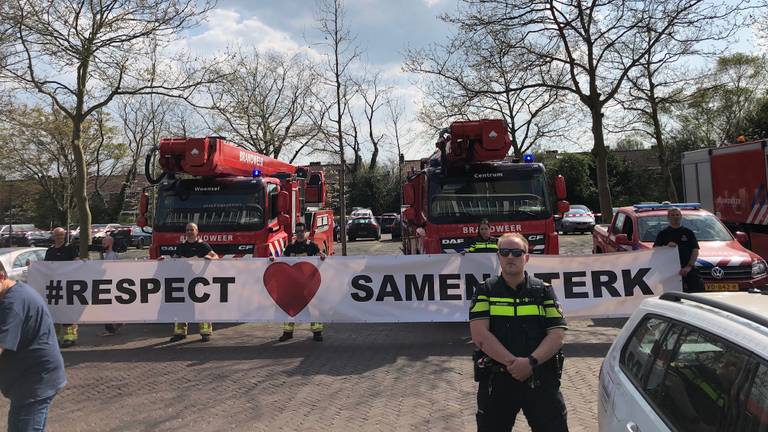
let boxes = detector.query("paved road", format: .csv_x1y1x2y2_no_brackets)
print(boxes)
1,233,620,431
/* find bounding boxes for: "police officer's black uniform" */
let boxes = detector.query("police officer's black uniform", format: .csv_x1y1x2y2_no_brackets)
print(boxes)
469,272,568,431
463,236,498,254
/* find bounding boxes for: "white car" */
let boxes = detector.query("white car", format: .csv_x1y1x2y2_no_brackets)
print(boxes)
351,209,374,219
0,247,48,282
599,291,768,431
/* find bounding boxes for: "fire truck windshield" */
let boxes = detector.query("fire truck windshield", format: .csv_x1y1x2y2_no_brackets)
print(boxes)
428,172,550,223
154,179,265,232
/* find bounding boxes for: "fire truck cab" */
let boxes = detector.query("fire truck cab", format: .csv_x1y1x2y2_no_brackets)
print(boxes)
137,136,333,259
401,119,568,255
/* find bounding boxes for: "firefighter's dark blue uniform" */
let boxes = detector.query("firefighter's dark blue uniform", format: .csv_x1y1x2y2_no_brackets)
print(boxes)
469,272,568,431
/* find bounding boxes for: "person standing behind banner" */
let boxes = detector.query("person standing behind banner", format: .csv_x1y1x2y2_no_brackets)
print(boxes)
168,223,218,343
44,227,79,349
0,260,67,432
653,206,702,293
461,219,498,255
100,236,124,336
469,232,568,431
272,222,327,342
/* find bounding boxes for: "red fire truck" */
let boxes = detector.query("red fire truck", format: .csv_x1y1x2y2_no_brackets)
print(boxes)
136,136,334,259
682,140,768,260
400,119,569,254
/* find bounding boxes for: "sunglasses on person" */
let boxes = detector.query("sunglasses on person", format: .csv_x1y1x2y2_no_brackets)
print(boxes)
498,248,526,257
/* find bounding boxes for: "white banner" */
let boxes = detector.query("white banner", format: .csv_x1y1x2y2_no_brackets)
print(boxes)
27,248,680,323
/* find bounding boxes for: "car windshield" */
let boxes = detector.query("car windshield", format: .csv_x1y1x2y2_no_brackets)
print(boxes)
429,170,550,223
568,208,589,215
638,214,734,242
155,179,265,232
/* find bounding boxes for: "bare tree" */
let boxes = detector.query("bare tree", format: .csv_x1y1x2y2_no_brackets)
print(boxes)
315,0,361,256
357,71,389,170
405,23,571,159
206,49,327,161
0,104,124,228
430,0,750,221
0,0,217,257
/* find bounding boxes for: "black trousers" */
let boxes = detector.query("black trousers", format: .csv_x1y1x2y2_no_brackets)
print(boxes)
476,373,568,432
683,270,703,293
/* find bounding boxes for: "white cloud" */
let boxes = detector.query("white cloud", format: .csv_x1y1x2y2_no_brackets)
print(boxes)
183,9,318,58
423,0,443,7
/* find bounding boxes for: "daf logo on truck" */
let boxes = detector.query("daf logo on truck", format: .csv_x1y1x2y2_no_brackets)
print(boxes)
441,239,465,245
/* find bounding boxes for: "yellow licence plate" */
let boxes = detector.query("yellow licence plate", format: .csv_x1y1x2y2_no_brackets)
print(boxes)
704,283,739,292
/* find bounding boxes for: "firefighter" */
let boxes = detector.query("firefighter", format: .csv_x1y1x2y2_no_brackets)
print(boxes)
168,223,218,343
461,219,498,254
469,232,568,431
272,222,326,342
45,227,79,348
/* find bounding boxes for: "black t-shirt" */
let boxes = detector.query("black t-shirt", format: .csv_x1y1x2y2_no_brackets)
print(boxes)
174,240,213,258
44,244,78,261
283,240,320,257
654,226,699,267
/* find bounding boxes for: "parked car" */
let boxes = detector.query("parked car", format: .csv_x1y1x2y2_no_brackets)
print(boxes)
351,209,374,219
130,226,152,249
0,247,47,282
390,215,402,240
599,291,768,432
25,230,54,247
592,202,768,291
377,213,398,234
347,217,381,241
560,205,596,234
0,224,37,246
72,223,122,244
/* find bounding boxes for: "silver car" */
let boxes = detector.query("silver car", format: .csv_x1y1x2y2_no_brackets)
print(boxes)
0,247,47,282
560,205,596,234
599,292,768,431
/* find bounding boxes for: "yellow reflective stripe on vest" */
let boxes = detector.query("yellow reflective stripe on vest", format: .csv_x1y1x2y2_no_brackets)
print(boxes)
471,301,490,313
489,304,545,317
545,306,563,318
477,295,489,301
468,242,498,252
543,300,555,305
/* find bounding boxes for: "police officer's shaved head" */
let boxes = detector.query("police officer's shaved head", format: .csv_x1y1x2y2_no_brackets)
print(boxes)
498,232,529,252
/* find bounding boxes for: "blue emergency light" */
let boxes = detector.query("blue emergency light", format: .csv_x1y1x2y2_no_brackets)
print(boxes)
252,169,262,177
523,153,535,163
633,202,701,211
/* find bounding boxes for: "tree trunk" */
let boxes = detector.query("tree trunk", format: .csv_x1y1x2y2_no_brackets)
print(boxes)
71,117,92,258
590,107,614,223
647,85,678,202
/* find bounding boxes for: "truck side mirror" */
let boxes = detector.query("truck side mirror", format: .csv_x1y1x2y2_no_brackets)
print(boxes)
136,192,149,228
557,200,570,216
403,207,416,223
403,183,415,206
555,175,567,201
735,231,748,246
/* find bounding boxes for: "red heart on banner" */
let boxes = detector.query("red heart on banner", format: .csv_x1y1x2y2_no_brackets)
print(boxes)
263,262,322,317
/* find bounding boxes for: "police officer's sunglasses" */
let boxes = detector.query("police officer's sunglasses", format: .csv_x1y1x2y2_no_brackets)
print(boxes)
498,248,526,257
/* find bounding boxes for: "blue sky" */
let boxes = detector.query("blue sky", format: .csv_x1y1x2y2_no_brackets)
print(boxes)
176,0,765,161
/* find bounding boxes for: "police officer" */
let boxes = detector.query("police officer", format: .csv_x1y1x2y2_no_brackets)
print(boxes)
462,219,498,254
168,223,218,343
469,232,568,431
45,227,79,348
